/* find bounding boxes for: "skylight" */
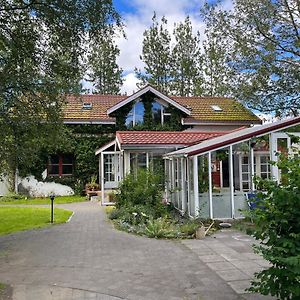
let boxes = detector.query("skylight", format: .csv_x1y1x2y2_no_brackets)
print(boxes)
82,102,92,109
211,105,223,112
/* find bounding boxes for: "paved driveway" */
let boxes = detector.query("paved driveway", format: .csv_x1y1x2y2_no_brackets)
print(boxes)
0,202,272,300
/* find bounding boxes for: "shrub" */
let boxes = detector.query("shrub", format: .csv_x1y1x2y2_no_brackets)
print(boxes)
144,217,177,238
115,169,164,208
248,153,300,299
0,193,27,202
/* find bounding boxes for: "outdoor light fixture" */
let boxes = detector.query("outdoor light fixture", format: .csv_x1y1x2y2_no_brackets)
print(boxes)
49,194,55,223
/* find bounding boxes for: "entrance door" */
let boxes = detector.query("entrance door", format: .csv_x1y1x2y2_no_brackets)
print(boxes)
101,152,121,203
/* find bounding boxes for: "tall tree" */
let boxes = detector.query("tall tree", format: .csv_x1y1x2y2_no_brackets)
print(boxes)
201,4,236,97
202,0,300,116
171,17,203,96
0,0,122,191
135,13,172,93
87,25,123,94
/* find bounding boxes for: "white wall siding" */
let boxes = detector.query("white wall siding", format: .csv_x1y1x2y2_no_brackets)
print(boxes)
0,177,10,195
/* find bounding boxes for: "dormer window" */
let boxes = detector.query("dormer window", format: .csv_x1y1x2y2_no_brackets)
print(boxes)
82,102,92,109
211,105,222,112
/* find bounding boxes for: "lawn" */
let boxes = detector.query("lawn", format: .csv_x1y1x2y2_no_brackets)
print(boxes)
0,207,73,236
0,195,86,205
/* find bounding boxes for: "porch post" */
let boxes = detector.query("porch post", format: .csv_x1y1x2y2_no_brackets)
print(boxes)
181,158,186,212
193,156,199,216
100,152,105,203
229,146,235,219
208,152,213,219
250,143,255,191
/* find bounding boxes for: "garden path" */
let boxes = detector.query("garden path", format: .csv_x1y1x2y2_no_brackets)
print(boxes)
0,201,272,300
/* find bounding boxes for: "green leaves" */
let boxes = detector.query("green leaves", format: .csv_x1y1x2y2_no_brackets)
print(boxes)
249,153,300,299
0,1,122,190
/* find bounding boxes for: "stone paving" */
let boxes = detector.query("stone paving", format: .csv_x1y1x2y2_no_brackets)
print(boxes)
0,202,273,300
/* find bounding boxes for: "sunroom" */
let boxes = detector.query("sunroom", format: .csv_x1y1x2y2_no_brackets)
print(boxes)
163,116,300,219
95,130,227,204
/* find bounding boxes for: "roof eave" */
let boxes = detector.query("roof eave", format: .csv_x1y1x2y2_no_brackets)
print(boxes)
182,119,262,126
64,119,116,125
107,85,191,116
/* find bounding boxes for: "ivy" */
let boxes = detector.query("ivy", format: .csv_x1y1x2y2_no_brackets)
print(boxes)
18,95,184,191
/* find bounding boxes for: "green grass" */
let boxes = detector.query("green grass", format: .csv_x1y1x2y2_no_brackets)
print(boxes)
0,207,73,236
0,195,86,205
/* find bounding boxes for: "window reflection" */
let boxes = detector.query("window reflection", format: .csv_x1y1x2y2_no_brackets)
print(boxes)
135,102,144,125
152,102,162,124
125,100,169,128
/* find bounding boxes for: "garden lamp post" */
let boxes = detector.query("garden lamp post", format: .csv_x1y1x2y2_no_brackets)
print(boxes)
50,194,55,223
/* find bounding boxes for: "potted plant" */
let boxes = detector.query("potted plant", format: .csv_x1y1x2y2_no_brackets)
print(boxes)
107,190,117,202
85,175,99,191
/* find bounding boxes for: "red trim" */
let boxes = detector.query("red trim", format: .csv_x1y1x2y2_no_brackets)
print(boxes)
48,154,74,177
187,116,300,156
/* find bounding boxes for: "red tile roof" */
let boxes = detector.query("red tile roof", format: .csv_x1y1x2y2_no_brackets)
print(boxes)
116,131,227,146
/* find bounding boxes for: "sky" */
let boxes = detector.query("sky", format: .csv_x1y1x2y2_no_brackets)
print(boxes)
84,0,234,94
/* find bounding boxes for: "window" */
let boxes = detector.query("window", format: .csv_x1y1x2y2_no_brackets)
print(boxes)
104,154,115,182
130,153,147,176
125,100,169,128
82,102,92,109
239,154,270,191
152,101,163,124
125,101,145,127
211,105,222,112
48,154,74,176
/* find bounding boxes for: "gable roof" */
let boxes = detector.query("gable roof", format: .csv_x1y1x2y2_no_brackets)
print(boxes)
106,85,191,115
165,116,300,158
116,131,226,147
63,88,261,125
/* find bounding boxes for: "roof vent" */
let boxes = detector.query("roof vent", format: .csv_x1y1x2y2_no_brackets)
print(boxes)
211,105,222,112
82,102,92,109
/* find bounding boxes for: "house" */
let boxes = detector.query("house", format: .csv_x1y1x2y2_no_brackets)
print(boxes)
1,85,272,204
91,85,262,205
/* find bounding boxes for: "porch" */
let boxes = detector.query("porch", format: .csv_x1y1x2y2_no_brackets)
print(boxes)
164,117,300,219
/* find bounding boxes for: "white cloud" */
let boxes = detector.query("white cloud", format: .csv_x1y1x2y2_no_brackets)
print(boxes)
115,0,233,94
121,73,141,94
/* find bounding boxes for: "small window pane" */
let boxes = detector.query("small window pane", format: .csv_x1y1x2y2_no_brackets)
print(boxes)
62,154,73,164
242,165,249,172
50,155,59,164
62,165,73,175
242,157,249,164
49,165,59,175
135,102,145,125
261,165,267,172
242,174,248,181
137,153,147,168
260,156,267,164
125,110,134,127
152,102,162,124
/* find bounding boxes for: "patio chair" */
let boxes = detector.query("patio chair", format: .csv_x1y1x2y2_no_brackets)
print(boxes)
245,192,258,210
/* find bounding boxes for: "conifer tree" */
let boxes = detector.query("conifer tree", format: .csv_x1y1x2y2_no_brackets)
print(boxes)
88,25,123,95
135,13,172,93
171,17,203,96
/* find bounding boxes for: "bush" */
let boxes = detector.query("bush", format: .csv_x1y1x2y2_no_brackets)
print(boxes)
115,169,164,208
144,217,177,238
248,153,300,299
0,193,27,202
